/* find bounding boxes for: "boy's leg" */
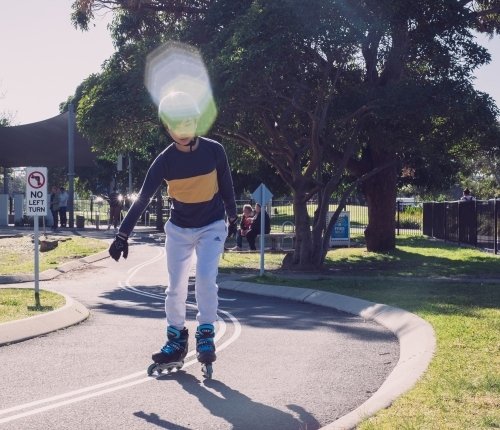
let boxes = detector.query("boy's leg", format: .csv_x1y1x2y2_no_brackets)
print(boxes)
236,229,243,248
165,221,195,329
194,220,226,325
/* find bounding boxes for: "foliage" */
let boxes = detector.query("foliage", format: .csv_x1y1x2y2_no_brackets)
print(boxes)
69,0,500,265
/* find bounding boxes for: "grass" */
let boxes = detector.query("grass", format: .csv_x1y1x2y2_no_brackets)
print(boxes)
221,235,500,279
323,235,500,278
0,236,107,275
0,289,66,323
245,275,500,429
220,250,286,273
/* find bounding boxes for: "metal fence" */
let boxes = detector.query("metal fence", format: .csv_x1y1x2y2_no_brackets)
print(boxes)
71,197,424,235
423,200,499,253
240,198,423,235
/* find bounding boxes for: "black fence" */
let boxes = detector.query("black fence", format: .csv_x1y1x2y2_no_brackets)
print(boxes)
423,200,500,253
69,198,424,235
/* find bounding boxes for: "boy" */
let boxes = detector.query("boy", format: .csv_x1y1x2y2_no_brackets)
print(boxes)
109,92,237,376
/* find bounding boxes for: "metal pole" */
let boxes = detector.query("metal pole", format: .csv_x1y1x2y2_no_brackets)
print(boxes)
495,198,498,255
260,187,265,276
128,155,132,196
3,169,8,194
68,104,75,228
34,216,39,302
397,200,400,235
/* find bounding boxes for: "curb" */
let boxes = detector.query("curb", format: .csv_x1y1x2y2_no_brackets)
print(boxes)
0,287,89,347
0,250,110,284
218,280,436,430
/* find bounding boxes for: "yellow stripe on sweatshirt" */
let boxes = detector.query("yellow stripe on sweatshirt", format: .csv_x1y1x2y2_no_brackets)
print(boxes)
167,169,219,204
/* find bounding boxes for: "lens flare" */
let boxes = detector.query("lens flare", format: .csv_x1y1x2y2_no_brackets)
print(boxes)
145,41,217,135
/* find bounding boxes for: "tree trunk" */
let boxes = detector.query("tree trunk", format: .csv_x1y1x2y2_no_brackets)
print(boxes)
283,187,316,268
363,151,397,252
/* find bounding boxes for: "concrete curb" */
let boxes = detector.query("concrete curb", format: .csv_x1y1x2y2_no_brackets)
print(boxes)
218,281,436,430
0,250,110,284
0,287,89,347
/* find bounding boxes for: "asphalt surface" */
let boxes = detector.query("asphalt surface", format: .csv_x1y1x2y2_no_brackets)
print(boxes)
0,232,399,429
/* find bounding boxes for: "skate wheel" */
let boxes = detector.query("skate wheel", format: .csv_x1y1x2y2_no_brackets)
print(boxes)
202,363,213,379
147,363,157,376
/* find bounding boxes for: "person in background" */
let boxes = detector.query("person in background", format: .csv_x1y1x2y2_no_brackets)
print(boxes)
59,187,68,227
49,186,60,231
245,203,271,251
108,187,123,231
461,188,475,201
233,204,254,251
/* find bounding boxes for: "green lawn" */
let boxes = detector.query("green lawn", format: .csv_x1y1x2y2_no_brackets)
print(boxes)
244,275,500,429
0,236,107,275
0,289,66,323
222,237,500,428
221,235,500,279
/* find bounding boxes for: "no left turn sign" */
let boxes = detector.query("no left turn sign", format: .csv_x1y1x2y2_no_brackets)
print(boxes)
28,171,46,189
26,167,48,216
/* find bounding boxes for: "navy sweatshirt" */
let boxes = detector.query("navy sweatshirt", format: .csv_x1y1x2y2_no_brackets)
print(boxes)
120,137,237,235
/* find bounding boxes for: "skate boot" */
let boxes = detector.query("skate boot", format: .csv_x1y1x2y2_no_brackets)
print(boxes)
196,324,216,379
147,326,189,376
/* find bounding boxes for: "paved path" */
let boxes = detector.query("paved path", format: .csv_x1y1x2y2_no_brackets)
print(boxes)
0,233,399,429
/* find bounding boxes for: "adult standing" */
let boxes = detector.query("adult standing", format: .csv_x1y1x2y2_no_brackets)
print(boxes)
107,187,123,231
245,203,271,251
49,186,60,231
59,187,68,227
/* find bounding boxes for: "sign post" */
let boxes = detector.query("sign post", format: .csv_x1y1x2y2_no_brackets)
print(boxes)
26,167,48,302
252,183,273,276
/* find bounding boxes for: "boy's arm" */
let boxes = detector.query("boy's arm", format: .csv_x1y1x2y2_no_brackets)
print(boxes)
216,146,237,221
118,154,166,237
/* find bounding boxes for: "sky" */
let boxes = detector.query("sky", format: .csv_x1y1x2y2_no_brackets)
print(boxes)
0,1,499,125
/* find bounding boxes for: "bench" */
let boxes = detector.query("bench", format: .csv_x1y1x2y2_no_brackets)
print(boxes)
256,232,296,250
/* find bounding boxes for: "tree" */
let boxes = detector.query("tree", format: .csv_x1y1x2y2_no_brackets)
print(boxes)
71,0,500,266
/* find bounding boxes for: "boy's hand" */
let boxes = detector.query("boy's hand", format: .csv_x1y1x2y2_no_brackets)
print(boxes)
109,234,128,261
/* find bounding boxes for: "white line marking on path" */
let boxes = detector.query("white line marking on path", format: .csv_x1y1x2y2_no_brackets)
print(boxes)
0,247,241,424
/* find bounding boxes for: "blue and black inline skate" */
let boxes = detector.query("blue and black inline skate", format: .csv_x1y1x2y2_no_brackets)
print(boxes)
196,324,216,379
147,326,189,376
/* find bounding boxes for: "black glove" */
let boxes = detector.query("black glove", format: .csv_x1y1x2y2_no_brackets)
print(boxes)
227,217,238,238
109,234,128,261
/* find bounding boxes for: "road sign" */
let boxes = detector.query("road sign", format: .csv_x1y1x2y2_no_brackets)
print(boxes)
251,183,273,276
252,183,273,207
26,167,48,216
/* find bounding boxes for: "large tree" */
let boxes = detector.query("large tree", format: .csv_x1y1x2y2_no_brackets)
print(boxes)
71,0,500,266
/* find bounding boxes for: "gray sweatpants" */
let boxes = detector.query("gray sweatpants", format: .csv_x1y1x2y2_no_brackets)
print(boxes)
164,219,226,330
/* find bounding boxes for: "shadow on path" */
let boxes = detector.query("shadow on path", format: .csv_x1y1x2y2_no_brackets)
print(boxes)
142,372,322,430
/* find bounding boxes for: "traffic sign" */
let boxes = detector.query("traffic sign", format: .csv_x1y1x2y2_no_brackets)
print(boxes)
26,167,48,216
252,183,273,207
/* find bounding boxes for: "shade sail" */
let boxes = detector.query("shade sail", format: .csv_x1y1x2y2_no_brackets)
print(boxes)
0,112,97,168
